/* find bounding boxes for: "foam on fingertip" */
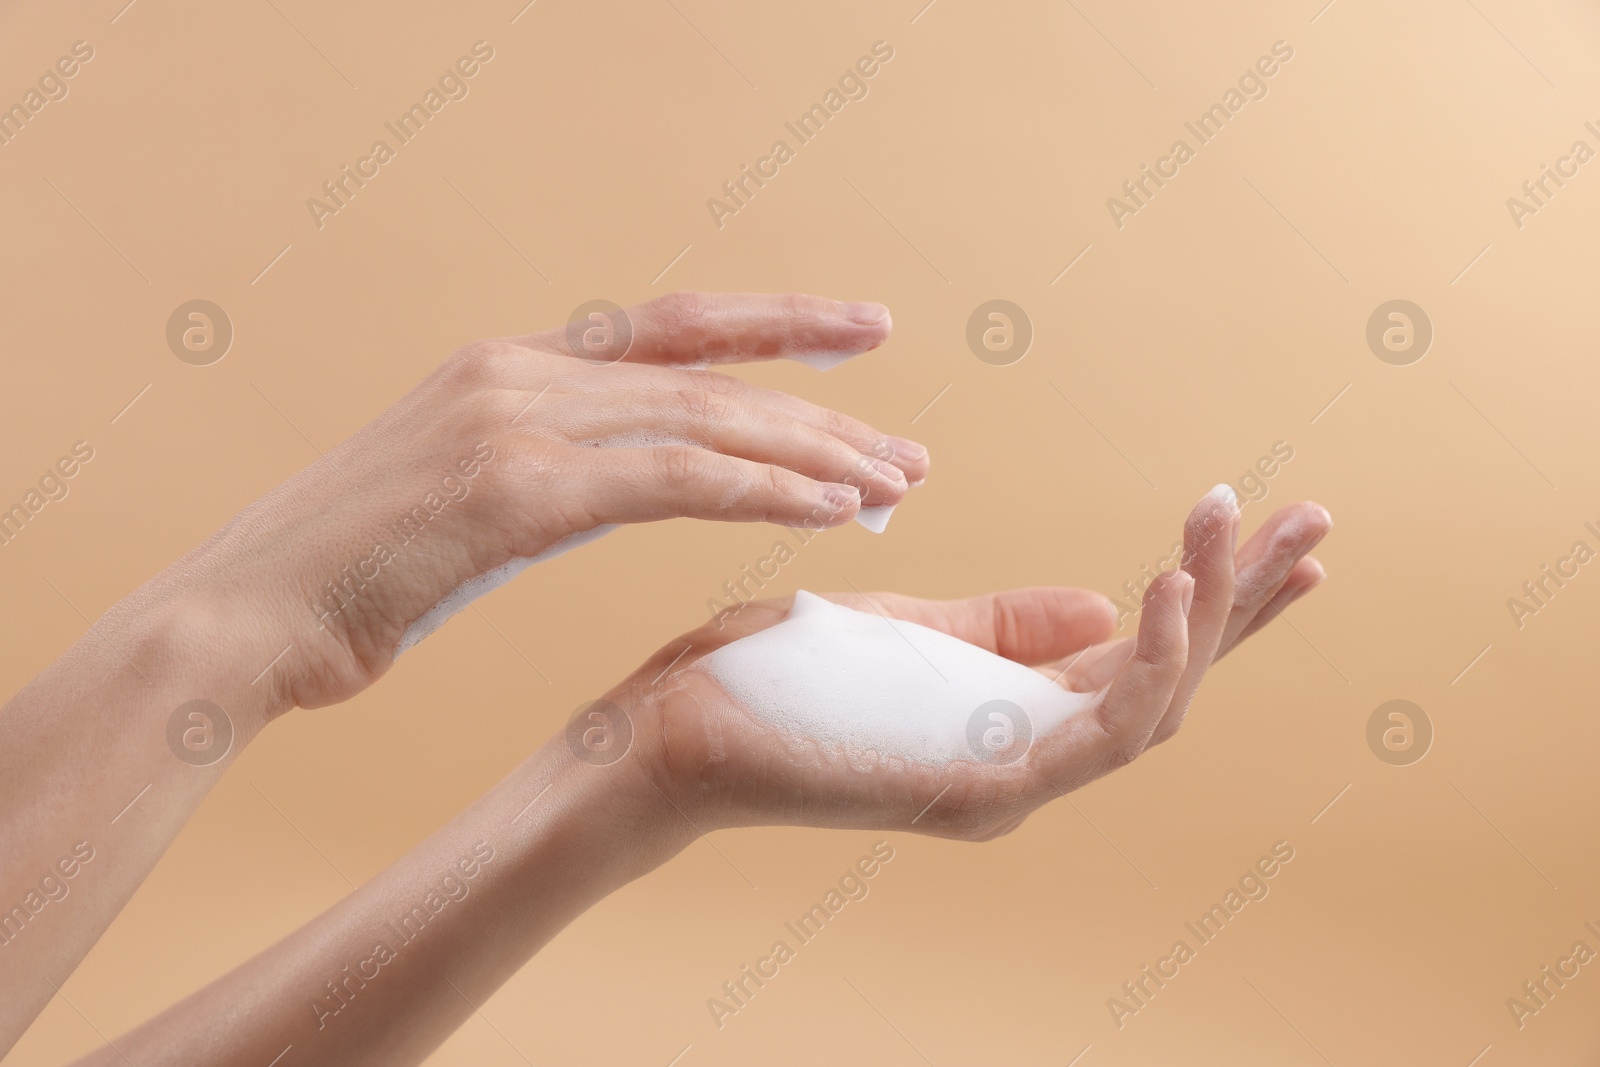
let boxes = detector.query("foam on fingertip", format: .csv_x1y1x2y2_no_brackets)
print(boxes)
1208,482,1238,508
784,351,859,372
855,504,896,533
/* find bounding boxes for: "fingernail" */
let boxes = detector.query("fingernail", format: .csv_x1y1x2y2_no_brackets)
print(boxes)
885,435,928,461
1205,486,1240,551
824,484,860,510
1179,573,1196,617
841,301,890,325
867,457,907,485
1208,482,1238,510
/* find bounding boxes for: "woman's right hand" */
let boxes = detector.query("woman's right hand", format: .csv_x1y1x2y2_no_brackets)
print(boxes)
136,291,927,723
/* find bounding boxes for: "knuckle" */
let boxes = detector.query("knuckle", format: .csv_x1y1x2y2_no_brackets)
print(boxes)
782,291,823,319
493,435,562,495
1093,713,1145,771
675,387,729,429
971,817,1024,843
695,370,742,397
441,340,520,389
989,598,1022,662
819,406,864,446
654,446,704,492
760,462,790,501
1104,738,1144,771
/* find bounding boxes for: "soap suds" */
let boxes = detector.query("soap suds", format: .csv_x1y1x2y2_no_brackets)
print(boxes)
579,432,706,450
395,427,912,656
698,592,1096,764
855,504,897,534
670,350,862,372
395,525,618,656
785,351,857,371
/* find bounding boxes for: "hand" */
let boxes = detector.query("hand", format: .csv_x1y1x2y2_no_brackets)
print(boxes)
156,292,927,720
46,494,1327,1067
605,492,1330,842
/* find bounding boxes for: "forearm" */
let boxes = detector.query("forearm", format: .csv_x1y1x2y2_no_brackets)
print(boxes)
75,734,689,1066
0,583,279,1051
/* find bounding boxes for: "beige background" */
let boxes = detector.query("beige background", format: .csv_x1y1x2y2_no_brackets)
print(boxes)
4,0,1600,1063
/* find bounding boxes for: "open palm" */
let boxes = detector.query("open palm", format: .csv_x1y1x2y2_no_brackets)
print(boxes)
607,492,1331,841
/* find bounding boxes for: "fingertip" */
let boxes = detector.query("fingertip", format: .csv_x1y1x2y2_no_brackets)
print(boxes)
1189,483,1240,538
1091,590,1120,633
811,482,860,527
884,436,930,485
886,435,928,462
840,300,891,328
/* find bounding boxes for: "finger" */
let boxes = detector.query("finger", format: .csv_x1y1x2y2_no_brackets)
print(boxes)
515,291,893,370
1047,571,1192,776
701,372,931,485
973,814,1030,841
826,587,1119,665
543,389,910,506
538,362,932,486
554,444,864,530
1229,500,1331,582
679,369,932,485
1046,636,1133,692
1230,556,1325,648
1219,502,1332,651
1148,485,1240,745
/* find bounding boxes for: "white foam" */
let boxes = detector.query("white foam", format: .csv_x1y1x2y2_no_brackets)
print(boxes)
855,504,896,534
785,351,858,372
393,433,905,656
394,525,618,656
697,592,1097,764
580,432,704,450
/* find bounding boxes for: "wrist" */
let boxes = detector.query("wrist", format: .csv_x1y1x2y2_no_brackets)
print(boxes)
98,578,292,743
544,724,702,880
